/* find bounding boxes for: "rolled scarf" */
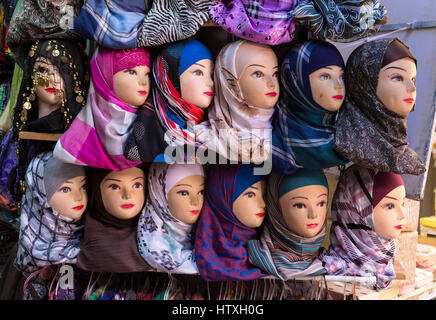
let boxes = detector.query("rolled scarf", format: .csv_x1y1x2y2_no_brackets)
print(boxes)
195,40,274,163
333,38,425,175
137,0,214,47
272,40,348,175
54,46,151,171
76,166,151,273
210,0,301,45
293,0,386,43
137,163,205,273
319,165,401,289
125,40,213,163
247,169,327,279
73,0,150,49
14,152,85,273
194,164,266,281
0,130,17,203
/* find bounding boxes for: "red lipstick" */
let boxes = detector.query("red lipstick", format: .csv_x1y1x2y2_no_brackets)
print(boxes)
190,210,200,215
121,204,135,209
138,91,148,95
307,223,319,228
394,225,403,230
403,98,414,104
265,92,277,97
72,205,84,210
45,88,59,93
332,95,343,100
256,212,265,217
203,92,213,97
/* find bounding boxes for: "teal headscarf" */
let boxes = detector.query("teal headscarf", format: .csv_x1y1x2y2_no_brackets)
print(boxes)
278,168,328,198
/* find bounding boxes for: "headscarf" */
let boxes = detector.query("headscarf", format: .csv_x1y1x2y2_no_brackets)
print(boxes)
272,40,348,175
194,164,266,281
137,163,205,273
319,165,398,289
73,0,150,49
137,0,214,47
333,38,425,175
247,169,327,279
54,46,151,171
195,40,274,163
76,166,151,273
124,40,213,163
14,152,85,273
0,130,17,203
293,0,386,43
210,0,301,45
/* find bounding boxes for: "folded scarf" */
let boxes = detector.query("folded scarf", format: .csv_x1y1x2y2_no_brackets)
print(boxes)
0,130,17,203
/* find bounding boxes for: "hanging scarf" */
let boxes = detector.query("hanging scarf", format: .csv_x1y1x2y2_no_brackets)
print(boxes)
76,166,151,273
0,130,17,203
293,0,386,43
73,0,150,49
14,152,84,273
334,38,425,175
194,164,266,281
247,170,327,279
137,163,205,273
319,165,397,289
137,0,214,47
125,40,213,163
54,46,151,171
210,0,301,45
195,40,274,163
272,40,348,175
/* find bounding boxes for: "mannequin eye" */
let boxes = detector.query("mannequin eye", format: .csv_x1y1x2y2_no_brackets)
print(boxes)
384,203,395,210
193,69,204,76
108,184,120,190
251,71,264,78
198,190,205,196
391,75,403,82
411,77,416,84
80,183,87,190
133,182,143,189
177,190,189,196
36,66,49,74
319,73,331,80
293,203,306,209
125,69,137,76
59,186,71,193
318,201,326,207
244,191,256,198
273,71,279,78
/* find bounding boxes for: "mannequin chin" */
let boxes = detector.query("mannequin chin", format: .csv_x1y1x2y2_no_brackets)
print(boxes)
113,65,151,107
279,185,328,238
180,59,214,109
237,42,280,109
309,65,345,112
373,185,406,239
33,57,65,118
100,167,145,219
48,175,87,220
232,180,266,228
167,174,205,224
376,57,417,116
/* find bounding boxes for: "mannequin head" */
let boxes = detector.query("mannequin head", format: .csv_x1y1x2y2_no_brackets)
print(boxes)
278,169,329,238
233,180,266,228
100,166,145,220
165,164,206,224
309,65,344,111
112,47,151,107
236,41,279,109
372,171,406,239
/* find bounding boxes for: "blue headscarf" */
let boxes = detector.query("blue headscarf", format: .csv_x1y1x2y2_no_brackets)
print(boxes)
272,40,349,174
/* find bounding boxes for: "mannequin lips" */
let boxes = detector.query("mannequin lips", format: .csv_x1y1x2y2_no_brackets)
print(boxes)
190,210,200,215
121,204,135,209
72,205,84,210
332,95,343,100
137,91,148,95
394,225,403,230
203,92,213,97
256,212,265,217
265,92,277,97
403,98,414,104
307,223,319,228
45,88,60,93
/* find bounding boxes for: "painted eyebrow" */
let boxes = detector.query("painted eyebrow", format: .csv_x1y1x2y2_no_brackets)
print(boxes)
175,184,193,188
317,193,328,198
383,66,407,72
193,63,205,68
131,176,143,181
247,64,266,68
384,196,399,200
290,196,308,200
104,178,121,183
248,186,259,190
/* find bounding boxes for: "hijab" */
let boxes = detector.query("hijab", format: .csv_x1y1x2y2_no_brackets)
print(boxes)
333,38,425,175
319,165,403,289
194,164,266,281
248,169,328,279
15,152,84,273
54,46,150,171
272,40,348,175
137,163,205,273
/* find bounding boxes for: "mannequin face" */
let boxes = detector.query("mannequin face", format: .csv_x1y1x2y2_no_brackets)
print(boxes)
48,176,87,220
33,57,65,118
180,59,214,109
100,167,145,220
232,180,266,228
279,185,328,238
113,65,151,107
167,175,205,224
376,58,417,116
373,185,406,239
309,65,345,112
237,43,279,109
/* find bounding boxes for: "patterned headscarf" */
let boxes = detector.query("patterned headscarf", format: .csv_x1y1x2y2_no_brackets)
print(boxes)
210,0,301,45
137,163,205,273
14,152,85,273
54,46,150,171
333,38,425,175
194,164,266,281
195,40,275,163
272,41,348,175
293,0,386,43
247,170,327,279
319,165,397,289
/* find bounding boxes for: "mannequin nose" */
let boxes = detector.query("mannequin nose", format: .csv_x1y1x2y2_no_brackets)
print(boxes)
258,195,266,211
73,189,83,202
397,205,405,221
406,79,416,93
190,195,199,206
307,207,318,219
334,77,344,89
121,187,131,200
266,77,275,89
138,74,148,86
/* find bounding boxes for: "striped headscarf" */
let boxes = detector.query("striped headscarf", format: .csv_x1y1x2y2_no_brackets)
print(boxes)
210,0,301,45
194,164,266,281
272,40,348,175
247,170,327,279
319,165,397,289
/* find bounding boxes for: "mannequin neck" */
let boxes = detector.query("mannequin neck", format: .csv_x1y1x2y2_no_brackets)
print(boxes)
38,101,61,119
